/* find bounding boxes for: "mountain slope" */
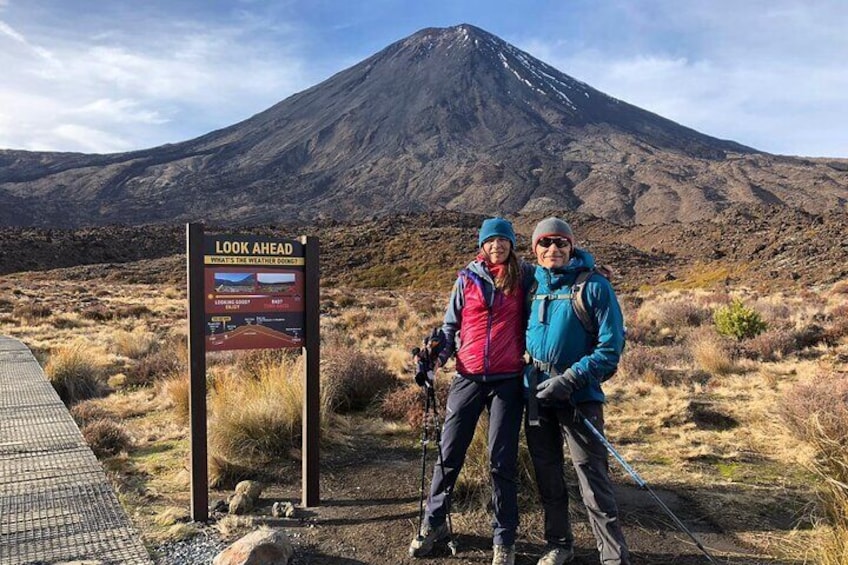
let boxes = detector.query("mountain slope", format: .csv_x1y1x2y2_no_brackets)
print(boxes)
1,24,847,228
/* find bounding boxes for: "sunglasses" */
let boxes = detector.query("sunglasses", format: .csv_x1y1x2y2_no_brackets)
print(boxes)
537,237,570,249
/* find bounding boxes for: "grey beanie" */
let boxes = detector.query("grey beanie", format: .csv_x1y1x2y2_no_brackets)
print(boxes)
532,217,575,248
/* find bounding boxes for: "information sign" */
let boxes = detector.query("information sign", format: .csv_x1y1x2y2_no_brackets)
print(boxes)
203,234,305,351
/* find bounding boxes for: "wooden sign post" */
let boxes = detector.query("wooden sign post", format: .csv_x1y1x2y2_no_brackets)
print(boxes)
186,224,320,522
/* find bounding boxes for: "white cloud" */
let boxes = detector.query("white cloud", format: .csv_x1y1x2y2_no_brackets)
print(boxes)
517,1,848,157
0,8,313,153
51,124,133,154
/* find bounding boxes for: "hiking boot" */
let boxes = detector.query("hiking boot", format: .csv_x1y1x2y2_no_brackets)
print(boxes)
492,544,516,565
537,543,575,565
408,521,449,557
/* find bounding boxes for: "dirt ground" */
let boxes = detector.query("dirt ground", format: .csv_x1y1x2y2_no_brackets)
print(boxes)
222,422,803,565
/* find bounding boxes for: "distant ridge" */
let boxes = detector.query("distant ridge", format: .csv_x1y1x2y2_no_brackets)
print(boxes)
1,24,847,228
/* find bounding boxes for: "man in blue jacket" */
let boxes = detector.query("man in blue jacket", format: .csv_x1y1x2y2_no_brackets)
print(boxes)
525,217,631,565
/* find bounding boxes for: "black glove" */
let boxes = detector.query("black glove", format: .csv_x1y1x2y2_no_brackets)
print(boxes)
536,369,580,402
414,369,434,388
425,328,446,360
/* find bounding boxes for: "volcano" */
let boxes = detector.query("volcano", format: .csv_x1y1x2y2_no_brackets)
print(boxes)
1,24,846,227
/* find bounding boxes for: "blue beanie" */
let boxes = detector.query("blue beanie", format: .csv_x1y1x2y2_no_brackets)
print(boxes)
478,217,516,248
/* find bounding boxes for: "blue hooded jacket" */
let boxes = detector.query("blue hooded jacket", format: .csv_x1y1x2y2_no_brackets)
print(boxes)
525,248,625,404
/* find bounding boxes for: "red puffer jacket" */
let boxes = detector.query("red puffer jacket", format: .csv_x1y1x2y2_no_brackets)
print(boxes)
452,267,526,379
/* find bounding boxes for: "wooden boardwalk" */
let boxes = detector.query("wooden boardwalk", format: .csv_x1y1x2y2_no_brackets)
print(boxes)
0,336,151,565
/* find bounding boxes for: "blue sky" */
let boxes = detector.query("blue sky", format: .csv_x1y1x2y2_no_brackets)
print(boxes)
1,0,846,157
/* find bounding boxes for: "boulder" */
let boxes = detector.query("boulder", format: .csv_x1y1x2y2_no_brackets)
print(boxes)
229,493,253,515
234,480,264,500
213,528,293,565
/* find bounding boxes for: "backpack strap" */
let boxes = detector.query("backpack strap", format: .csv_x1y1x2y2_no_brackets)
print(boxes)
571,269,597,335
529,267,606,333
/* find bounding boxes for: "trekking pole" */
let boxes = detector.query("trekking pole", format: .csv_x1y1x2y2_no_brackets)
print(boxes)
575,406,719,564
411,349,458,556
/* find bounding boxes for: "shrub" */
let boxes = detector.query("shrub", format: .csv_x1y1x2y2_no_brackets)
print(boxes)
81,304,114,321
779,372,848,563
115,304,153,318
780,372,848,444
322,348,398,412
82,419,132,457
45,343,106,405
70,400,111,427
124,348,183,387
13,302,52,324
743,328,797,361
380,383,449,428
636,297,711,331
713,299,766,340
618,345,664,382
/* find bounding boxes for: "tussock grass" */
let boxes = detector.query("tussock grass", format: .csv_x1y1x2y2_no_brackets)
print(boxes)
112,328,159,359
45,341,107,405
780,372,848,564
688,327,737,376
159,373,190,424
208,354,336,482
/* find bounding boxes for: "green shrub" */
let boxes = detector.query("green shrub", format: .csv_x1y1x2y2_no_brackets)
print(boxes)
713,299,766,340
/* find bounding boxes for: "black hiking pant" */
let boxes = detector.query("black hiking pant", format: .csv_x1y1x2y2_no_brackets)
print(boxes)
425,375,523,546
525,401,631,565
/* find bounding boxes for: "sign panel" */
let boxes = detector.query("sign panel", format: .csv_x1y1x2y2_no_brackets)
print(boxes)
203,234,305,351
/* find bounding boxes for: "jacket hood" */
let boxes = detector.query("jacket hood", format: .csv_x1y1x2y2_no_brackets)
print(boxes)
465,258,496,282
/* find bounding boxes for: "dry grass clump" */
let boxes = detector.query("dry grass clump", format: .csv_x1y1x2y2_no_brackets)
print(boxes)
688,327,736,376
828,280,848,295
45,342,107,405
12,302,52,324
779,371,848,564
159,374,190,424
208,354,335,480
81,419,133,457
112,328,159,359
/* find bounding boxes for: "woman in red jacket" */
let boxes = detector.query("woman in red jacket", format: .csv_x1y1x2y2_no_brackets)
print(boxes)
409,217,532,565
